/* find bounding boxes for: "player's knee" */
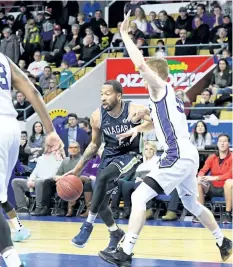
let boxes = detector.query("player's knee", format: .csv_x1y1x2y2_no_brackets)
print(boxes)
181,195,203,217
131,190,147,211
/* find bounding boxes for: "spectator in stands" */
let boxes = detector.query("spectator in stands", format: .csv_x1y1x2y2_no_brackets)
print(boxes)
210,5,223,30
62,44,77,67
190,16,210,44
28,74,43,96
15,2,33,32
25,122,46,170
85,27,99,44
77,13,89,38
111,21,123,52
27,51,48,80
190,121,212,149
78,33,100,67
147,11,160,38
133,7,147,34
192,4,211,29
175,29,197,56
99,22,113,51
39,66,56,91
59,61,76,90
79,119,92,139
59,1,80,31
222,49,232,67
83,0,101,22
124,0,142,16
49,79,58,91
18,59,27,72
189,89,217,120
209,58,232,95
43,1,63,23
195,134,232,224
89,10,106,37
60,113,90,155
44,24,67,67
156,10,175,38
0,8,7,33
14,91,34,121
129,21,145,40
175,89,191,118
23,19,41,63
136,38,148,57
0,27,20,64
67,24,82,54
175,7,193,35
7,15,17,34
185,1,198,16
155,39,167,57
19,131,29,166
41,9,54,52
36,141,82,216
210,27,229,55
35,12,44,32
12,153,62,214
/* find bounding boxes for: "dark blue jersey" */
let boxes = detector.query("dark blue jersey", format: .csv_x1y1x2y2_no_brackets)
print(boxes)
100,101,140,156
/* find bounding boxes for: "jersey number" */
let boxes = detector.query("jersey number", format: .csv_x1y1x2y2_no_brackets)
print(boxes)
0,63,9,90
176,97,184,113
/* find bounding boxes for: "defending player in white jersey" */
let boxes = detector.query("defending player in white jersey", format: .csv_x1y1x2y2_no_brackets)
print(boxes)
99,11,232,267
0,52,64,267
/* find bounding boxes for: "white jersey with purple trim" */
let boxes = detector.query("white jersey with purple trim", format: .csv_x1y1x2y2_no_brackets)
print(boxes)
149,83,194,167
0,53,18,117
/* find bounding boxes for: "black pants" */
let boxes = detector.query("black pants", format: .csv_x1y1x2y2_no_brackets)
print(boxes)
0,203,13,252
167,189,180,212
41,178,56,207
111,179,124,210
44,52,63,67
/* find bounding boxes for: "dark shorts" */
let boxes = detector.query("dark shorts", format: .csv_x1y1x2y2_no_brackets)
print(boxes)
206,183,224,198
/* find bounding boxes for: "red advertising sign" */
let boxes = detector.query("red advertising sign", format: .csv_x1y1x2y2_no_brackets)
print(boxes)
106,56,214,95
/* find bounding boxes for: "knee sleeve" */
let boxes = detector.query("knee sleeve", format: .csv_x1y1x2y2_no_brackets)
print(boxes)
181,195,204,217
2,201,13,214
0,207,13,252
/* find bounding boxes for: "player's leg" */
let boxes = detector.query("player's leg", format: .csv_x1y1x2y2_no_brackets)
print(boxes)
223,179,233,224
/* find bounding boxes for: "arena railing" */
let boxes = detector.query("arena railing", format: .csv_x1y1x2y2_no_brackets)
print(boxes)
15,43,229,121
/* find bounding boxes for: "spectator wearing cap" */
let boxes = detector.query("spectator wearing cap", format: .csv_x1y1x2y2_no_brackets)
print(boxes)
175,7,193,35
99,22,113,51
44,24,67,67
156,10,175,38
66,24,82,54
41,9,54,52
83,0,101,22
0,27,20,64
175,29,197,56
192,4,211,29
15,2,33,32
7,15,17,34
0,8,7,33
89,10,106,37
77,13,90,38
27,51,48,80
190,16,210,44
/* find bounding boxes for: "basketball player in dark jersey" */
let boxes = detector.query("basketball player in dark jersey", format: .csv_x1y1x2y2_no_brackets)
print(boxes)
68,80,154,251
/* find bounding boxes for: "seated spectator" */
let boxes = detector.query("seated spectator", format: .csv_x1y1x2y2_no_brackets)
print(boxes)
39,66,57,92
175,7,192,35
7,15,17,34
0,27,20,64
12,153,62,214
23,19,41,63
78,34,100,67
67,24,82,54
209,5,223,30
35,12,44,32
15,2,33,32
44,24,67,67
82,0,101,23
48,78,58,91
60,113,90,155
209,58,232,95
25,122,46,170
133,7,147,34
222,49,232,67
129,21,145,40
111,22,123,52
189,89,217,120
89,10,106,37
136,38,148,57
33,141,82,216
59,61,76,90
156,10,175,38
190,120,212,149
79,119,92,139
77,13,89,38
0,8,7,33
18,59,27,72
85,27,99,44
155,39,167,57
62,44,77,67
210,27,229,54
147,11,160,38
14,91,34,121
175,29,197,56
27,51,48,80
28,74,43,95
19,131,29,166
195,134,232,224
192,4,211,29
99,22,113,51
191,16,210,44
175,89,191,118
41,9,54,52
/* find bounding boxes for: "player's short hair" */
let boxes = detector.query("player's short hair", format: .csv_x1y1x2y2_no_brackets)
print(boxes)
146,57,169,81
104,80,123,94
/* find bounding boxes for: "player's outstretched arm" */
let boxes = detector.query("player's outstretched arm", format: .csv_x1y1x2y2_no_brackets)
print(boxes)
120,11,166,96
128,103,152,123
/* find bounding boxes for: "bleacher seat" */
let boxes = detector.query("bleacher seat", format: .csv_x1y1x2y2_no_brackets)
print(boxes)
199,49,210,55
220,111,232,120
109,28,117,33
148,38,179,56
211,197,226,223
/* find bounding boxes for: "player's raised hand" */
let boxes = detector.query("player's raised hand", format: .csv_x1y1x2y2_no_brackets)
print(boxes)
120,10,131,35
44,132,65,160
117,127,139,143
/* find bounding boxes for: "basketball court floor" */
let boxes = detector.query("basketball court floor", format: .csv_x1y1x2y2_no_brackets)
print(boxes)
0,216,232,267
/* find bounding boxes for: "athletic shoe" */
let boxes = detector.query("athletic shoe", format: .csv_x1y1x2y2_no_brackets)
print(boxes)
12,227,31,242
217,237,232,261
71,221,93,248
223,213,232,224
99,247,133,267
103,228,125,253
162,211,177,221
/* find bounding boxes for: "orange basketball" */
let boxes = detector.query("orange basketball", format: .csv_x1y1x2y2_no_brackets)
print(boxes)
56,175,83,201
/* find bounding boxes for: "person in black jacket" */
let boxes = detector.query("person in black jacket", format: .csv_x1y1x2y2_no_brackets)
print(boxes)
175,7,193,35
14,91,34,121
89,10,106,37
157,10,175,38
19,131,29,166
0,8,7,34
175,29,197,56
15,3,33,32
190,16,210,44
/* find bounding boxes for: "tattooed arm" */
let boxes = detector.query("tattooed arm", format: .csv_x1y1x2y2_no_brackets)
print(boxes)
72,109,102,175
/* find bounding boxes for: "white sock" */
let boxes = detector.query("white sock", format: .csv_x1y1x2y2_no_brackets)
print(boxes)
122,232,138,255
11,216,23,232
86,212,97,224
108,223,118,232
2,248,22,267
212,227,224,246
